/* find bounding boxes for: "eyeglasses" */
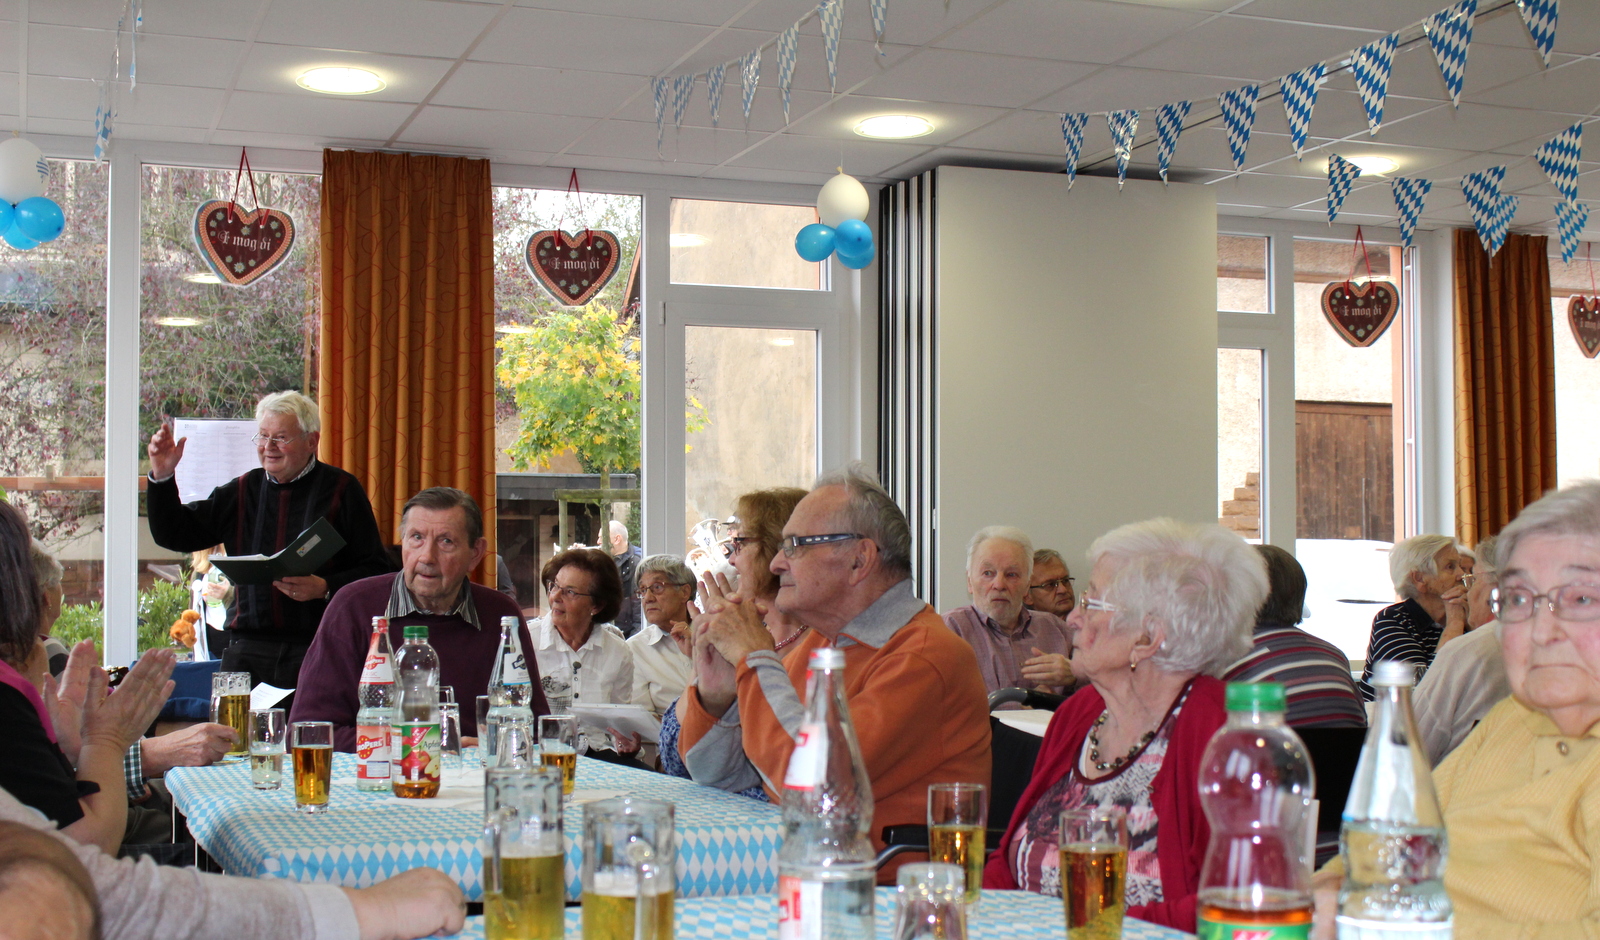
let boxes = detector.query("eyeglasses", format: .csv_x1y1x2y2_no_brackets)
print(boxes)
1031,577,1075,592
722,536,756,559
251,432,307,448
1078,593,1118,614
635,581,688,598
1491,583,1600,623
547,585,595,600
779,533,865,558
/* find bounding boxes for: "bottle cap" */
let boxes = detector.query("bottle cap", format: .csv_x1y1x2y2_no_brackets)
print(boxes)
1370,660,1415,687
370,616,387,629
1224,681,1286,712
501,615,518,629
403,625,428,640
808,647,845,670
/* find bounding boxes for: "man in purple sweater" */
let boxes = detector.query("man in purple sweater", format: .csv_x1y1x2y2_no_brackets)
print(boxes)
291,487,548,750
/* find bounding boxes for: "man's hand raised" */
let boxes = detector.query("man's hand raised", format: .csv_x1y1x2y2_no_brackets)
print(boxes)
147,421,187,481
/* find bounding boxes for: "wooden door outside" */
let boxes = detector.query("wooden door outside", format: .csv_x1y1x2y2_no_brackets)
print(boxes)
1296,400,1394,542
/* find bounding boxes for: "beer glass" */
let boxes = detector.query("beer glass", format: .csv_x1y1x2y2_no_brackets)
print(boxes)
540,715,578,797
211,671,251,758
292,721,334,814
483,766,565,940
1059,806,1128,940
893,863,967,940
928,783,987,906
581,797,675,940
497,715,537,769
249,707,287,790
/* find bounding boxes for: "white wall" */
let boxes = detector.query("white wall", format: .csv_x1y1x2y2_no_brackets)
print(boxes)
933,166,1218,606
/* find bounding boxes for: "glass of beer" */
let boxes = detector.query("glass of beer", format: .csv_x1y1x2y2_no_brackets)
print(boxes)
539,714,578,798
893,863,967,940
291,721,334,814
249,707,287,789
928,782,987,906
581,797,675,940
211,672,252,759
1059,806,1128,940
483,766,566,940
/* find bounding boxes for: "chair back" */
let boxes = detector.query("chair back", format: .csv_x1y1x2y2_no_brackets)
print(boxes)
988,716,1044,832
1296,725,1368,865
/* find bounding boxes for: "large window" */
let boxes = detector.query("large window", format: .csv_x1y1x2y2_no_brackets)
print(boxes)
670,199,824,290
1217,348,1263,538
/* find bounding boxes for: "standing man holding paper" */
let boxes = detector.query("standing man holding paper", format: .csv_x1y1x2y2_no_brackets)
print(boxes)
146,391,393,690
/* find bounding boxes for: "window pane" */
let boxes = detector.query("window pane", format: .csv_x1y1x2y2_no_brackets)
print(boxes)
684,326,816,543
1549,255,1600,488
670,199,824,289
1217,348,1262,538
0,159,108,648
1217,234,1269,313
139,165,322,655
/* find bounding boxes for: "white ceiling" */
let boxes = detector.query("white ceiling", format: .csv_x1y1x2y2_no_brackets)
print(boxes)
4,0,1598,233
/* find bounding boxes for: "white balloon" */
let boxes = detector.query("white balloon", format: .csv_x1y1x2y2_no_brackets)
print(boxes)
816,172,869,228
0,137,47,205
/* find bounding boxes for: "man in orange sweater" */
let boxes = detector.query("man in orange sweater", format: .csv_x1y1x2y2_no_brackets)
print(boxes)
680,464,991,864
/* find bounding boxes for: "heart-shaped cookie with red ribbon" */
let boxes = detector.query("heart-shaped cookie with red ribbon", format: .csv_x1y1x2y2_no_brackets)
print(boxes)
1320,279,1399,348
192,200,296,287
1570,295,1600,359
525,230,620,306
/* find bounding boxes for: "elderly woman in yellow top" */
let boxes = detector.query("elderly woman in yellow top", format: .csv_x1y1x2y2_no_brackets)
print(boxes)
1314,479,1600,937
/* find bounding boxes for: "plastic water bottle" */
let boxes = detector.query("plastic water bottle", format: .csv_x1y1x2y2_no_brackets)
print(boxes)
1196,682,1316,938
485,616,533,764
393,625,441,798
777,647,875,940
355,616,397,791
1337,661,1452,940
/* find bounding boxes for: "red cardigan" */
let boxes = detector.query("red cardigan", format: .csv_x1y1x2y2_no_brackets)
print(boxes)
981,675,1227,932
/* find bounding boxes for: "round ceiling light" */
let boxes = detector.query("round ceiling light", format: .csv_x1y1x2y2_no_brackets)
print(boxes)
182,272,221,284
1346,155,1399,176
670,233,710,248
853,115,934,139
156,316,204,327
297,67,386,95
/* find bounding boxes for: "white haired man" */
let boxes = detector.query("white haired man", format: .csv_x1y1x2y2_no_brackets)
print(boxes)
943,527,1075,699
1357,533,1469,700
145,390,392,689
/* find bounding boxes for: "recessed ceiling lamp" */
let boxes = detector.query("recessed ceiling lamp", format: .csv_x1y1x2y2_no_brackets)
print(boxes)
853,115,934,139
182,272,221,284
769,336,796,347
297,67,386,95
1347,155,1400,176
156,316,203,327
495,323,536,334
670,233,710,248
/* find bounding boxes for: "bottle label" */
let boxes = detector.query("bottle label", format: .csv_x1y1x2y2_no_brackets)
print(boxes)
395,723,440,783
360,651,394,684
1198,919,1310,940
783,722,828,790
502,648,531,685
777,875,824,940
355,724,391,781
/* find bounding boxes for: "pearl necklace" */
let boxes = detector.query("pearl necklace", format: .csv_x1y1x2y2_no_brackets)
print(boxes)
1087,711,1156,773
772,625,810,651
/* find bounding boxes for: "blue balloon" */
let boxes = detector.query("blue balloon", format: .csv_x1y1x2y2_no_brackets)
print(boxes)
3,220,37,251
0,201,13,234
834,218,873,256
794,223,836,262
836,244,874,270
14,196,63,243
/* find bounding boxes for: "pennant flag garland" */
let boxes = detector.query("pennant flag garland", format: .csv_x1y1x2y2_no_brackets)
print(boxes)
871,0,888,53
1555,199,1588,263
1424,0,1477,108
1391,177,1432,248
739,49,761,121
1536,122,1582,205
777,23,799,124
1061,113,1088,187
1108,110,1139,189
1462,166,1510,256
1280,64,1324,160
819,0,843,92
651,78,668,149
1156,101,1190,185
1327,154,1363,223
1516,0,1559,66
1350,33,1399,134
671,74,695,129
1218,85,1259,171
706,64,726,127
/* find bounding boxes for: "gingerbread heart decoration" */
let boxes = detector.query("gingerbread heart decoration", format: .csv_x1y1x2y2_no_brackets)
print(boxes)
1570,295,1600,359
1320,279,1399,348
525,230,620,306
191,200,296,287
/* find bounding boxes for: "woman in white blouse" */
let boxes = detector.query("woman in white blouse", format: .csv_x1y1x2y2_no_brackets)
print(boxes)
627,555,695,717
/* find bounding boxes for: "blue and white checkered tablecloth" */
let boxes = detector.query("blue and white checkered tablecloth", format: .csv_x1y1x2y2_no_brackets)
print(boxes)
442,889,1194,939
165,752,782,901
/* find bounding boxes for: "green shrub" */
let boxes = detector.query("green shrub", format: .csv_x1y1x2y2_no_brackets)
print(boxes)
137,578,192,653
52,603,104,649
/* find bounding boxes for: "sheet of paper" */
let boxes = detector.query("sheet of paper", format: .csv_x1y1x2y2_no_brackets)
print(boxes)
250,683,294,709
172,418,260,503
571,703,662,743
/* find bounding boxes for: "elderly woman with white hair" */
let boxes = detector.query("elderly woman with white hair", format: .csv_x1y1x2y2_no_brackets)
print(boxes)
983,518,1267,932
1357,533,1469,700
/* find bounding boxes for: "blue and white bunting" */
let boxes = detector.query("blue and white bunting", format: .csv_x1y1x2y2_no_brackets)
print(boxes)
706,65,726,127
1391,177,1432,248
777,23,799,124
1280,64,1324,160
1218,85,1259,171
1327,154,1362,223
671,73,695,129
1061,112,1088,188
818,0,843,92
1350,33,1399,134
1516,0,1559,66
1107,109,1139,189
871,0,888,53
1555,200,1588,263
651,78,668,150
1156,101,1190,185
739,49,761,122
1424,0,1476,108
1462,166,1508,256
1536,122,1582,205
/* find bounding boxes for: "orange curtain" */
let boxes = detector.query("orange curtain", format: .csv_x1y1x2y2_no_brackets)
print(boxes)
1452,229,1556,546
318,150,497,582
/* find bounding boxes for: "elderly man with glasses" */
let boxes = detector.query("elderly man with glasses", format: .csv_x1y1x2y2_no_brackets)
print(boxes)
680,463,991,876
145,390,392,690
943,528,1076,700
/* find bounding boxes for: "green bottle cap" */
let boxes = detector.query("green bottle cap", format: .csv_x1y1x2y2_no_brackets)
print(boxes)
1225,681,1286,712
403,625,428,640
